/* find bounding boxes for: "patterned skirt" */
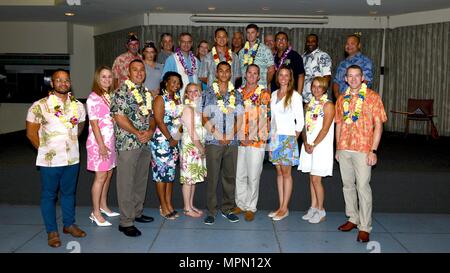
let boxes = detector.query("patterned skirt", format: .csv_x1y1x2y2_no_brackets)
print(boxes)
150,137,179,183
269,135,299,166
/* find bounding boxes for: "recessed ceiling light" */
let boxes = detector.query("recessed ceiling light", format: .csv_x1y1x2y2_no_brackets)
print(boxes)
369,10,378,15
315,10,325,13
155,6,164,11
262,7,270,11
64,12,75,16
208,6,216,11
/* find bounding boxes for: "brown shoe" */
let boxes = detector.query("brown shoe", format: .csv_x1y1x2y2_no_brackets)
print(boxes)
244,211,255,222
47,231,61,248
357,231,370,243
338,221,358,232
231,207,244,215
63,224,86,238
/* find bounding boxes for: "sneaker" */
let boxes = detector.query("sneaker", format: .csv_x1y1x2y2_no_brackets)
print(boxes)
301,207,317,220
221,212,239,223
204,215,215,225
308,209,326,224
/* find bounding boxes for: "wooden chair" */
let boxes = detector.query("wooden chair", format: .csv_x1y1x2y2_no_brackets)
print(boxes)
391,99,438,139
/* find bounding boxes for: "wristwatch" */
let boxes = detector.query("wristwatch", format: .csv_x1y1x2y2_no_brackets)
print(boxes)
371,149,377,154
311,142,315,147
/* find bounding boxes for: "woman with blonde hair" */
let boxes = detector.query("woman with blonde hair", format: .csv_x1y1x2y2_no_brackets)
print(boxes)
299,76,335,224
86,66,119,226
268,65,304,221
179,82,207,217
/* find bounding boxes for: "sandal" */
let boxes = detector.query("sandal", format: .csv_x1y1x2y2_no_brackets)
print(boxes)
170,210,180,218
183,209,201,218
191,207,203,215
160,211,176,220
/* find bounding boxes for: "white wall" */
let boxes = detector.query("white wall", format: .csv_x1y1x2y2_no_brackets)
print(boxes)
389,8,450,28
94,13,145,35
0,22,94,134
0,21,69,53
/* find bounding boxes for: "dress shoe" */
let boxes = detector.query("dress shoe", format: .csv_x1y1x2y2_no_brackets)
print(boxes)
272,210,289,221
100,208,120,217
63,224,87,238
135,214,154,223
118,225,141,237
47,231,61,248
338,221,358,232
244,211,255,222
231,207,244,215
357,231,370,243
89,213,112,227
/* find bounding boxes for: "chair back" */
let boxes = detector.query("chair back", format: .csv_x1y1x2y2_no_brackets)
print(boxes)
407,99,433,119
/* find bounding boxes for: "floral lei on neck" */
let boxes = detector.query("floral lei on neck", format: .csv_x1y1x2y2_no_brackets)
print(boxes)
274,46,292,70
305,94,328,133
163,89,182,127
243,41,260,65
176,48,197,76
238,85,264,107
343,83,367,124
49,92,79,129
212,46,232,66
212,81,236,114
125,79,152,116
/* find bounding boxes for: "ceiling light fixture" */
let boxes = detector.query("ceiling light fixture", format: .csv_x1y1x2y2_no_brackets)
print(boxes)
64,12,75,16
262,7,270,11
366,0,381,5
208,6,216,11
190,14,329,24
155,6,164,11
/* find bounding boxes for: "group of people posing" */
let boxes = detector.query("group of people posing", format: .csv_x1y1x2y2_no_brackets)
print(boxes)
26,24,387,248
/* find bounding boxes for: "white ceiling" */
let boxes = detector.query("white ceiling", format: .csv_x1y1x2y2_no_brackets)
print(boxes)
0,0,449,25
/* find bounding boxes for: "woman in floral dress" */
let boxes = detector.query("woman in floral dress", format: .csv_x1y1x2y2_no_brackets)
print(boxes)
180,83,207,218
86,66,118,226
151,71,183,220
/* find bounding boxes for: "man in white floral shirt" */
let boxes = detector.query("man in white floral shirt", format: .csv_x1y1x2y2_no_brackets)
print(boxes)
26,70,87,248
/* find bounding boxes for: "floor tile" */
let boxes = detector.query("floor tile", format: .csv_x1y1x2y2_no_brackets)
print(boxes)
374,213,450,233
0,225,43,252
392,233,450,253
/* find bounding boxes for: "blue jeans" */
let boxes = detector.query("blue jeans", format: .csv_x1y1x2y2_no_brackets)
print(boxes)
39,164,79,233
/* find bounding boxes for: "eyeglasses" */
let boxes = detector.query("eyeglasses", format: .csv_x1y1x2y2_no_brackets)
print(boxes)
276,38,288,42
53,78,71,84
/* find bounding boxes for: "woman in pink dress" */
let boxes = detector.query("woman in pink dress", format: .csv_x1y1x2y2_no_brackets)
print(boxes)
86,66,118,226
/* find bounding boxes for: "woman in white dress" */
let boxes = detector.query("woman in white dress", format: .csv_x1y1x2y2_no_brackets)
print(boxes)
298,76,335,224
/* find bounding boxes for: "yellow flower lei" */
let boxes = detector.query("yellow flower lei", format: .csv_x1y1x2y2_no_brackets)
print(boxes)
163,90,182,126
212,81,236,114
305,94,328,133
343,83,367,124
240,85,264,107
125,79,152,116
243,41,259,65
212,46,233,66
49,92,79,129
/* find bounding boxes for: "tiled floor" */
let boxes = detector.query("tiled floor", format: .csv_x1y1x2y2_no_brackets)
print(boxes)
1,205,449,253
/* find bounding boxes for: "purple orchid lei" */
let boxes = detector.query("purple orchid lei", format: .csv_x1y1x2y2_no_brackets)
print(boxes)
176,48,197,76
274,46,292,70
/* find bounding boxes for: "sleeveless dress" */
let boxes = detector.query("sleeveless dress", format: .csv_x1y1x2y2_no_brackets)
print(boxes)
150,93,182,182
180,104,207,184
298,100,334,177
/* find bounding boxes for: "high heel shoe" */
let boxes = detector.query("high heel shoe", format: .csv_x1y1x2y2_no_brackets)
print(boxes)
100,208,120,217
89,213,112,227
272,210,289,221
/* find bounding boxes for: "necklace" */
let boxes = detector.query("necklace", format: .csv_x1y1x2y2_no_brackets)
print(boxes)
212,46,232,66
274,46,292,70
49,92,79,129
243,41,260,65
343,83,367,124
305,94,328,133
125,79,152,116
212,81,236,114
176,48,197,76
238,85,264,107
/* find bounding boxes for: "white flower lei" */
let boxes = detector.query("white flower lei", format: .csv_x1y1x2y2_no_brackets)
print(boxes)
212,81,236,114
125,79,152,116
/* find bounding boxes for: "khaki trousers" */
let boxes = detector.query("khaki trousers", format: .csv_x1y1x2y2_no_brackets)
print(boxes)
235,146,265,212
337,150,373,233
116,147,152,227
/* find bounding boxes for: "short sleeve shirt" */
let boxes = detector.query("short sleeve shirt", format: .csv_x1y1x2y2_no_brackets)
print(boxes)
271,49,305,92
112,52,143,86
239,42,274,88
302,48,332,102
334,52,373,94
199,49,241,88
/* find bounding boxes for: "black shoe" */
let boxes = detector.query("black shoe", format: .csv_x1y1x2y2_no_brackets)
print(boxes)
118,225,141,237
135,214,154,223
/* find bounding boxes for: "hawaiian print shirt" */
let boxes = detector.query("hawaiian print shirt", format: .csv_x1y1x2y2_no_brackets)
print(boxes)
202,85,244,146
110,81,152,151
199,49,241,88
302,48,332,103
26,95,86,167
333,52,373,94
112,51,143,87
239,86,271,148
335,88,387,153
238,40,274,88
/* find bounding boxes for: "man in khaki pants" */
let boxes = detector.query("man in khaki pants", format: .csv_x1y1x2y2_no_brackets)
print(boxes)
334,64,387,243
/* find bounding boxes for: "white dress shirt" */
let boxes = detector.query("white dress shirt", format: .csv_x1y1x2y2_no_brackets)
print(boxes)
270,90,304,136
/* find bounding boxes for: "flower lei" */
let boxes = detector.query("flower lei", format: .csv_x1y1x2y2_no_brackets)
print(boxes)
212,81,236,114
212,46,232,66
238,85,264,107
125,79,152,116
305,94,328,133
163,89,182,127
49,92,79,129
176,48,197,76
242,41,260,65
274,46,292,70
343,83,367,124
